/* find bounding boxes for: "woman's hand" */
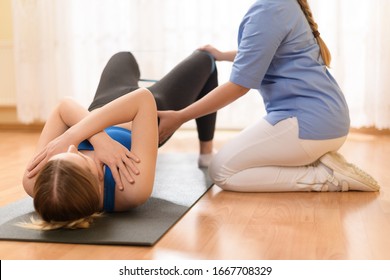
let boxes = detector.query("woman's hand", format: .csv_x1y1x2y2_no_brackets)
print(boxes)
92,135,140,191
157,110,183,145
26,133,73,178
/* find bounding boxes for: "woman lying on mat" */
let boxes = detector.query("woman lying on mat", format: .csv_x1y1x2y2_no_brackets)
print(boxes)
22,89,158,230
158,0,381,193
22,50,218,230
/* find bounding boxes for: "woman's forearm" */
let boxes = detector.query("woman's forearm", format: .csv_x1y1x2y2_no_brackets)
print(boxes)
23,98,92,195
58,98,111,146
64,88,154,145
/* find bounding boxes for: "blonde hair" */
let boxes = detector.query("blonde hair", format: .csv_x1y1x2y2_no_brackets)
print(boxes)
19,213,103,231
297,0,332,67
21,159,102,230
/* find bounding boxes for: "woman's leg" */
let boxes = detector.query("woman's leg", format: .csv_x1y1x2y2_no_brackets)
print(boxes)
88,50,218,165
88,51,217,149
209,117,348,192
148,50,218,149
88,52,141,111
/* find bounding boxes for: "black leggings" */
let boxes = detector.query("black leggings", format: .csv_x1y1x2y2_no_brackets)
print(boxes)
88,50,218,143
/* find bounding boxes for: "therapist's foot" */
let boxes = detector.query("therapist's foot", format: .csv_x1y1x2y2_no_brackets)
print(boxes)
319,152,380,192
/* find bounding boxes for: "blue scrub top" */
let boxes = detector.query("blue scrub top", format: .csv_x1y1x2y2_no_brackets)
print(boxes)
230,0,350,139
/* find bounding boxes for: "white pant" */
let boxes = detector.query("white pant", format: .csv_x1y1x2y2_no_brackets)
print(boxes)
209,117,347,192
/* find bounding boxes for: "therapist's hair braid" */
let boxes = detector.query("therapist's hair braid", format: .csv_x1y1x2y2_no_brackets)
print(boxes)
297,0,332,67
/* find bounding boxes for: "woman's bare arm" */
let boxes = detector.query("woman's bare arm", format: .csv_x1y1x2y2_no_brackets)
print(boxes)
25,89,158,207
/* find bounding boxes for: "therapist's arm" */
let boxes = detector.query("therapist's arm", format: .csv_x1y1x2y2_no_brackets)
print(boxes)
158,81,249,144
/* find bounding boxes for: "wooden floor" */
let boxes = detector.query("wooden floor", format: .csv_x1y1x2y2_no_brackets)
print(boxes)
0,129,390,260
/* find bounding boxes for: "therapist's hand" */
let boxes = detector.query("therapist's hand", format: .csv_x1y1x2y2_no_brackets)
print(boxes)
157,110,183,146
198,45,223,60
198,44,237,62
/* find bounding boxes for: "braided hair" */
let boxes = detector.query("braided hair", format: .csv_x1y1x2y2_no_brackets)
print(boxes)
297,0,332,67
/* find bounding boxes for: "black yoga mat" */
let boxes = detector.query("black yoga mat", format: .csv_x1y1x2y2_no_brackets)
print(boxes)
0,153,213,246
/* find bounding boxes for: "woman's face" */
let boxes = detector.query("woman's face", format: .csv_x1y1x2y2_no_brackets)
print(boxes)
49,145,99,178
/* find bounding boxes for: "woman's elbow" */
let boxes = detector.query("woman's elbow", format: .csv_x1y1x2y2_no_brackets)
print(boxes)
123,181,154,209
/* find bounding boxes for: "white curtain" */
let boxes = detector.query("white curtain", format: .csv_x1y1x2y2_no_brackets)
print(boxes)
12,0,390,129
12,0,139,122
310,0,390,129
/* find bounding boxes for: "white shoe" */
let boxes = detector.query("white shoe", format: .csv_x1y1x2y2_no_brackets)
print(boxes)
319,152,380,192
198,151,216,168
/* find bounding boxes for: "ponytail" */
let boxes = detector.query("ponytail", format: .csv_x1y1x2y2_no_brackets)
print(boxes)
297,0,332,67
18,213,103,231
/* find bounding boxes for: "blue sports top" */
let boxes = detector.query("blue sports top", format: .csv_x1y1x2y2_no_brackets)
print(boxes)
78,126,132,212
230,0,350,140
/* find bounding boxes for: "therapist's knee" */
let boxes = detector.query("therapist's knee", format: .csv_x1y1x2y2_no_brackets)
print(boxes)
208,155,230,190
